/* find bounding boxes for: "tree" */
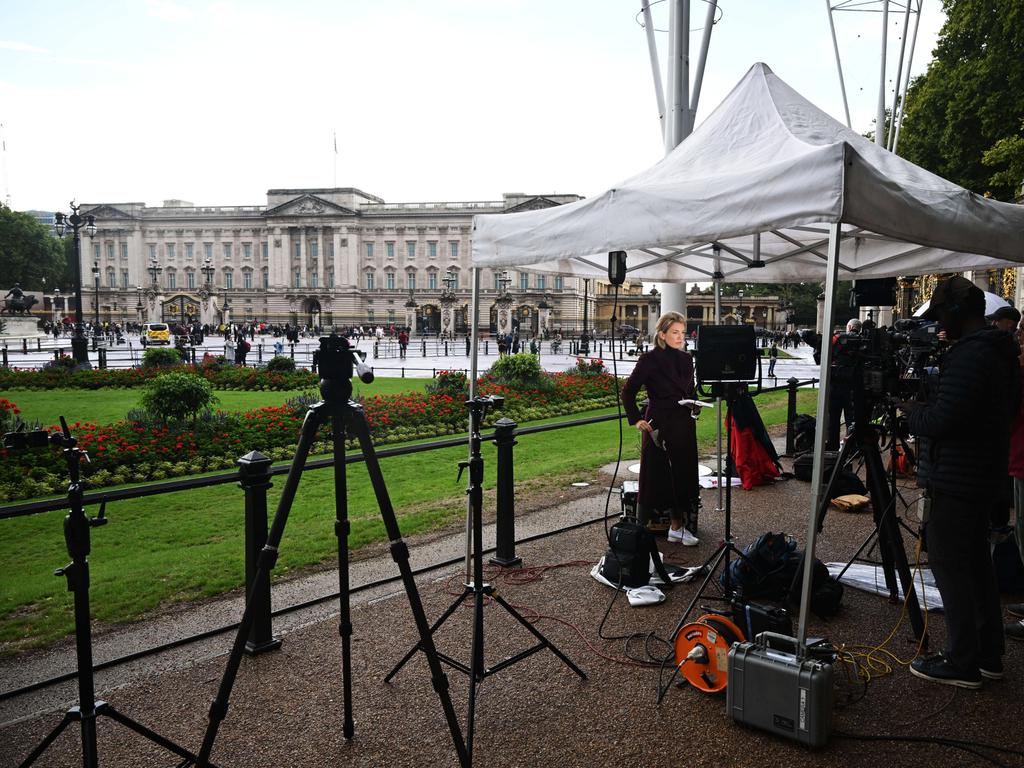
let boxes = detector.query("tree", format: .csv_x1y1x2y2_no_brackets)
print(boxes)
0,206,68,290
899,0,1024,200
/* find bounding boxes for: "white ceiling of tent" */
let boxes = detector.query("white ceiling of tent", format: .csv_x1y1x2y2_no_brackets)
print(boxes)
471,64,1024,283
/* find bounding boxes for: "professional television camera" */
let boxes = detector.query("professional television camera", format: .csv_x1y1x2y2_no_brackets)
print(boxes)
833,318,944,406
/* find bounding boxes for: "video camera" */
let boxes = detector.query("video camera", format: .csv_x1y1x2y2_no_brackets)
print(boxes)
314,334,374,402
833,318,944,404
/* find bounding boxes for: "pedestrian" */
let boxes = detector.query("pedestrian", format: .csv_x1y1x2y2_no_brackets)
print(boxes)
768,341,778,377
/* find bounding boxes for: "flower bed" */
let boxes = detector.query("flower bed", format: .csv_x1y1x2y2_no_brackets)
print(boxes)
0,371,619,502
0,362,318,391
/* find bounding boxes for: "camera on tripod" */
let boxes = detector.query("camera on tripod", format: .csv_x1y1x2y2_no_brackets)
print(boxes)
833,319,943,405
314,334,374,401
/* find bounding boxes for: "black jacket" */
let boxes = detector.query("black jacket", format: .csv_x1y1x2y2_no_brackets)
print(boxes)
908,327,1019,500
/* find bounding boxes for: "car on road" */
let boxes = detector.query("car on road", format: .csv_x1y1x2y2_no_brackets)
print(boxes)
141,322,171,346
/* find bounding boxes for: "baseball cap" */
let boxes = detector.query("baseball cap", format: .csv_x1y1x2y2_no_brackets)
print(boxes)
988,305,1021,324
921,276,985,321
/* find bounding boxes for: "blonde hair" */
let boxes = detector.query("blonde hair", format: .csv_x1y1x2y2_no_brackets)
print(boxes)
654,311,686,348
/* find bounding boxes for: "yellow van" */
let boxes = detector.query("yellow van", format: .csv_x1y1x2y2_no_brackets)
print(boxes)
141,322,171,346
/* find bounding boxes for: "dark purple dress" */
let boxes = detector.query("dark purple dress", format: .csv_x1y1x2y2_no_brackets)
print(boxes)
622,345,699,512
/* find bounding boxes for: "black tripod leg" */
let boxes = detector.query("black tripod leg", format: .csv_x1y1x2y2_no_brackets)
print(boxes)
195,407,325,767
489,592,587,679
99,704,208,766
384,590,469,682
18,712,74,768
331,413,354,741
670,543,731,641
348,407,470,768
862,435,926,641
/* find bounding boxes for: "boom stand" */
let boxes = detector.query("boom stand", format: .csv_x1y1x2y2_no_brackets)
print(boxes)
670,382,750,639
17,419,205,768
384,395,586,760
193,336,469,768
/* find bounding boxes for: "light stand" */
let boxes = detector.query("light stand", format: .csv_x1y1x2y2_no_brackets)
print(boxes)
91,262,100,350
12,418,204,768
53,202,97,365
193,335,469,768
384,394,586,760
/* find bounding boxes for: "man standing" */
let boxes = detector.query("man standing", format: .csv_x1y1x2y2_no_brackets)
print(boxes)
768,341,778,378
906,276,1018,688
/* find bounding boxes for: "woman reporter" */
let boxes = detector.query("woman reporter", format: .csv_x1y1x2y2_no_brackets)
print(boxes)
622,312,701,545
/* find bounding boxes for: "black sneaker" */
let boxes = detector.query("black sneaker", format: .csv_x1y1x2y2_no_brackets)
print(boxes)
910,653,982,689
979,658,1004,680
1007,603,1024,619
1007,620,1024,641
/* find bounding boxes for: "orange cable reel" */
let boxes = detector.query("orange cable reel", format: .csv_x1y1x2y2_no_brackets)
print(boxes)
673,613,746,693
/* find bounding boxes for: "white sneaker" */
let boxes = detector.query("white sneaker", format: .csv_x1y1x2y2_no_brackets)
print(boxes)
667,527,684,543
681,529,699,547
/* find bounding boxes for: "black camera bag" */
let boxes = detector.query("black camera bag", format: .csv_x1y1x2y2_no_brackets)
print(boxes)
600,518,671,589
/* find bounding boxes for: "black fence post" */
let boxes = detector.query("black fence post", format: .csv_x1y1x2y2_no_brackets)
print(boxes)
36,338,42,351
490,417,522,567
98,348,107,370
53,348,61,362
784,377,799,457
22,338,28,354
237,450,282,655
421,338,426,355
1,346,7,367
258,343,263,364
465,337,470,356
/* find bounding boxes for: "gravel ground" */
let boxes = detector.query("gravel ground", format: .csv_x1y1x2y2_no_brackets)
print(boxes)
3,446,1023,768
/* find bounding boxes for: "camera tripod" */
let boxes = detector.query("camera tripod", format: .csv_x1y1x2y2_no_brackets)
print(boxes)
16,418,205,768
805,392,926,642
384,394,586,760
193,336,469,768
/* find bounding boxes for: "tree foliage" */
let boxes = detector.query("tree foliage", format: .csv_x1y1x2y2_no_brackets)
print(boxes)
899,0,1024,200
0,206,68,290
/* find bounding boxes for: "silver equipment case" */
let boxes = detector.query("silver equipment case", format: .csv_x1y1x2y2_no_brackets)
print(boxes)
726,631,834,748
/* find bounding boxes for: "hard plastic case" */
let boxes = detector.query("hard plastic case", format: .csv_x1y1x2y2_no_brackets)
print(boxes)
726,632,833,748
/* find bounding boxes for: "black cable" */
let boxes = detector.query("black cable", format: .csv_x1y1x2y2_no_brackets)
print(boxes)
833,730,1023,768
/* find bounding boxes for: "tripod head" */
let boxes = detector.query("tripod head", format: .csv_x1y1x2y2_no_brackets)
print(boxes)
314,333,374,403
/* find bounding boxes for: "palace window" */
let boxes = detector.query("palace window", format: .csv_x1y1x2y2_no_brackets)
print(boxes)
555,275,564,290
185,243,194,260
406,241,416,259
386,241,395,259
186,270,195,290
366,271,375,290
243,243,252,260
223,243,232,260
166,243,175,261
310,271,319,289
428,241,437,259
223,270,233,290
167,270,176,290
106,243,114,259
428,271,437,290
519,272,529,290
407,272,416,290
204,243,213,260
106,268,116,288
366,242,375,259
537,274,546,290
327,270,334,289
121,243,128,260
243,269,253,290
121,270,130,289
262,268,269,289
449,241,459,259
386,271,396,290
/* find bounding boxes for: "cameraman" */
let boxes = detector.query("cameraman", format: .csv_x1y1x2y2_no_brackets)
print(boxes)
826,318,861,450
904,276,1019,688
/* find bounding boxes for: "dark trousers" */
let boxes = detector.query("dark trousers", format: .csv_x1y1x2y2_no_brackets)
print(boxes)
926,492,1004,671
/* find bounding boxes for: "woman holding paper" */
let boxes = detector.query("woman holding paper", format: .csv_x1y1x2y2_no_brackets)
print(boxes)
622,311,701,545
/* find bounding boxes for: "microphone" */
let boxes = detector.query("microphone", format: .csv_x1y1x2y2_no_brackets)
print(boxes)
354,359,374,384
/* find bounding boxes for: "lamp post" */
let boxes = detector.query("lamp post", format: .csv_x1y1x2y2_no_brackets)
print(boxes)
53,287,61,325
201,256,215,288
737,289,745,324
136,286,144,323
92,261,101,325
53,202,97,364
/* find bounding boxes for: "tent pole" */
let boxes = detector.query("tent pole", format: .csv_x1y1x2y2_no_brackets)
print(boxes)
825,0,852,129
875,0,889,146
689,0,718,124
796,222,842,650
659,0,689,322
641,0,666,141
713,252,724,518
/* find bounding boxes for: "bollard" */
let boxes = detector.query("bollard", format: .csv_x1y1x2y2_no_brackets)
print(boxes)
22,338,28,354
484,340,489,356
598,343,603,358
374,340,379,358
98,348,107,370
421,338,426,355
237,450,282,655
784,377,800,457
289,343,295,360
258,343,263,363
465,337,470,356
401,367,405,378
1,346,7,367
37,338,42,351
490,417,522,567
444,341,449,356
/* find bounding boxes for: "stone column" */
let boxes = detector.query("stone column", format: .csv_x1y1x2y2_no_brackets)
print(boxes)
298,229,308,289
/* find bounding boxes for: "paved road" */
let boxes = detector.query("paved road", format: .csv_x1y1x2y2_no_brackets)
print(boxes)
1,333,822,383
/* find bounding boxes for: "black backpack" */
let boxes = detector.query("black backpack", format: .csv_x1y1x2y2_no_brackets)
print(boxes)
600,518,671,589
791,414,816,453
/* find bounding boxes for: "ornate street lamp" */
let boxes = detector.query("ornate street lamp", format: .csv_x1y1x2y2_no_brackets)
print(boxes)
497,270,512,296
53,202,97,364
148,255,163,287
53,287,61,324
136,285,144,322
201,255,215,287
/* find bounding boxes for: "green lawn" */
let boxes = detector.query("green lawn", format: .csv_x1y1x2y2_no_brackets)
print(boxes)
4,376,431,426
0,386,817,653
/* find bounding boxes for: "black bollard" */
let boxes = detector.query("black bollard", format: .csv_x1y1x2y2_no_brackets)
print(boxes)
98,348,107,370
1,346,7,367
784,377,800,457
490,418,522,567
22,338,28,354
237,451,282,655
465,337,470,356
37,338,42,351
289,343,295,360
258,343,263,363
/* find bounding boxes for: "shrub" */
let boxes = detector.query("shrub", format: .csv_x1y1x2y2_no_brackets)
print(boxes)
142,347,184,368
488,353,545,387
44,355,78,371
426,370,469,398
571,357,607,376
266,355,296,373
140,372,217,422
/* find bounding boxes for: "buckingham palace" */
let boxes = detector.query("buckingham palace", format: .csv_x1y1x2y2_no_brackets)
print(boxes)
78,187,592,336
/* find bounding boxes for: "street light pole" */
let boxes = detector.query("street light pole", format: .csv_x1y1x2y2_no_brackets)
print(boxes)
92,261,101,326
53,202,97,364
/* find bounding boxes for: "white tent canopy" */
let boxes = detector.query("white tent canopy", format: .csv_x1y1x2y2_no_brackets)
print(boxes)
471,63,1024,282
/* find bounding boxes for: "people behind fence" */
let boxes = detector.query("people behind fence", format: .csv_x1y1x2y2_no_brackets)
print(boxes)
622,311,701,546
398,328,409,359
903,276,1019,689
